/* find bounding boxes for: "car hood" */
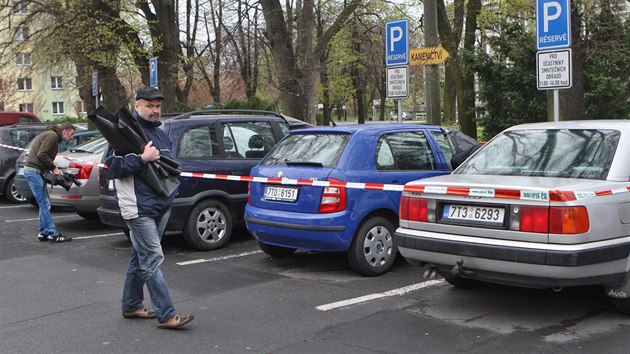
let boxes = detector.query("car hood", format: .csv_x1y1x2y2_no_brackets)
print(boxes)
406,174,624,194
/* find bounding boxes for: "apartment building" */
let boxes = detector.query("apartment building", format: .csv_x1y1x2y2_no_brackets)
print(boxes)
0,1,85,120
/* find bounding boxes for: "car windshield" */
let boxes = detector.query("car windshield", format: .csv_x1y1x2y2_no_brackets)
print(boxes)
455,129,619,180
261,133,349,168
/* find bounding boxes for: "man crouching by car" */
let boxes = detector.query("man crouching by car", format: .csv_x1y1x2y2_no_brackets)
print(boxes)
24,122,75,243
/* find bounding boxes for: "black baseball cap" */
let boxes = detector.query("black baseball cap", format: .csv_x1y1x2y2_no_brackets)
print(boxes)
136,86,164,101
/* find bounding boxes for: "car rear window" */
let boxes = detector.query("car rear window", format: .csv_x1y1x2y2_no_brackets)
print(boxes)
69,137,108,153
456,129,620,179
260,133,349,168
9,129,33,148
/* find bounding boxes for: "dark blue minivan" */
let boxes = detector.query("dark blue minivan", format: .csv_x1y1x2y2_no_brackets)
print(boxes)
97,110,311,251
245,124,479,276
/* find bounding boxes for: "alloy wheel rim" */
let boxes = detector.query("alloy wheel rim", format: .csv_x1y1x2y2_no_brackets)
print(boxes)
196,207,226,244
362,225,393,267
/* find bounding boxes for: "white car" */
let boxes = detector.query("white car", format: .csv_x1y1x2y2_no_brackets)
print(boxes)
395,120,630,314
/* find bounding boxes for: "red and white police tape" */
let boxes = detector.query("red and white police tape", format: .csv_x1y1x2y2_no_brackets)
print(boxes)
4,142,628,202
0,142,108,168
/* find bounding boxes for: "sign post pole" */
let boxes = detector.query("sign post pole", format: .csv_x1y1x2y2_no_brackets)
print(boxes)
554,90,559,122
536,0,571,122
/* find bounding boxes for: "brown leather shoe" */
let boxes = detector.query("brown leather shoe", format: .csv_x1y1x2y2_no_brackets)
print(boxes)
122,308,156,319
157,313,194,329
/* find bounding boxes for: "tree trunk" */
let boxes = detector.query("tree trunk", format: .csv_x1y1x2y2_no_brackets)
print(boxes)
260,0,361,124
436,0,480,139
138,0,182,113
443,62,456,124
559,3,585,120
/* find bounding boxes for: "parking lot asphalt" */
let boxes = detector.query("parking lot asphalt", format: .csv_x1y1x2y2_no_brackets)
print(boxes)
2,198,630,353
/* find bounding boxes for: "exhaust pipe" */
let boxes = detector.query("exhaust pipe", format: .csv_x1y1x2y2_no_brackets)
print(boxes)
423,267,439,280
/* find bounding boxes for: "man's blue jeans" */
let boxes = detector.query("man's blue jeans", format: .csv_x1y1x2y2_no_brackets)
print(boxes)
24,169,59,237
122,211,176,322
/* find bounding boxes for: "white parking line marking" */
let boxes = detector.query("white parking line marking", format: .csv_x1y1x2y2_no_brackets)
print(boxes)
177,250,263,266
5,215,77,223
315,280,445,311
74,232,124,240
0,204,31,209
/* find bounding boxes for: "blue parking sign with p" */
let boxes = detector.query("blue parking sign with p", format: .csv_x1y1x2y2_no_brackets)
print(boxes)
385,20,408,66
149,57,158,87
536,0,571,50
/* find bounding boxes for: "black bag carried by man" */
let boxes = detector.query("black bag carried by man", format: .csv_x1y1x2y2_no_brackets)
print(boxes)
87,106,180,197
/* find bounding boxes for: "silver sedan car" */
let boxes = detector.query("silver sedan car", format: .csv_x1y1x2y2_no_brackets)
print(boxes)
15,137,107,219
395,120,630,315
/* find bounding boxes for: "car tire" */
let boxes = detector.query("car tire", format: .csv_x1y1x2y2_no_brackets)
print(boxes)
611,297,630,315
259,242,296,258
28,197,38,207
438,271,477,289
76,211,98,220
183,199,232,251
5,177,28,204
347,216,397,276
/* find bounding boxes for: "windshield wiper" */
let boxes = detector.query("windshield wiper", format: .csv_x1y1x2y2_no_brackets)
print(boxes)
284,159,323,167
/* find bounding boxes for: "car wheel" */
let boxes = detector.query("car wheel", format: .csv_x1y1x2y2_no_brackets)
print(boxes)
76,211,98,220
611,297,630,315
28,197,38,207
183,199,232,251
5,177,28,203
347,216,397,276
259,242,296,258
438,270,477,289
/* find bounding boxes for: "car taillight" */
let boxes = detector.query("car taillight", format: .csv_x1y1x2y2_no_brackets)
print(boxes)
67,163,93,179
519,206,549,233
319,179,346,213
400,196,428,222
549,206,589,234
518,205,589,234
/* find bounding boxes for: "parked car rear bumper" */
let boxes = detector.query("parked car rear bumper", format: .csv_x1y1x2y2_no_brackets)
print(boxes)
97,194,198,231
245,205,359,252
395,228,630,287
0,175,8,195
50,194,99,212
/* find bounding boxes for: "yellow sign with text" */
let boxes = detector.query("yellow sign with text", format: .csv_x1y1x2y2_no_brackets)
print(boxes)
410,46,450,65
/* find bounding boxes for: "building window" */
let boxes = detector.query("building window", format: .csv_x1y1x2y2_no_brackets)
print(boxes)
15,25,28,41
75,101,86,114
51,76,63,89
52,102,65,115
16,52,31,66
19,103,34,112
12,1,29,14
17,77,32,91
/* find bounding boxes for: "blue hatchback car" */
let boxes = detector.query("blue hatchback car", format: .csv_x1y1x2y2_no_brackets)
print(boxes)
245,124,479,276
